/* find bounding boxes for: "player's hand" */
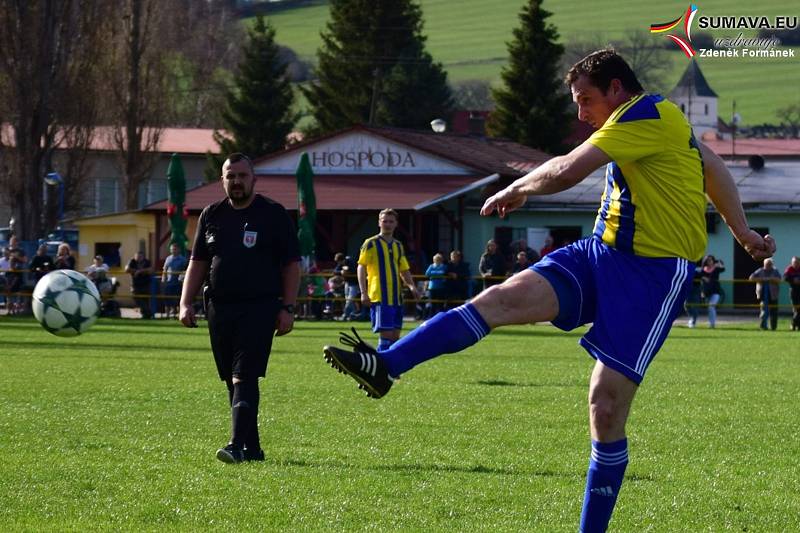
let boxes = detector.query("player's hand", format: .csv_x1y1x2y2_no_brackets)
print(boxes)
480,188,527,218
361,294,371,307
179,304,197,328
275,310,294,336
737,230,776,261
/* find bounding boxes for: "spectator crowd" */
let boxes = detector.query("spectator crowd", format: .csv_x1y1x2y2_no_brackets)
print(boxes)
2,232,799,332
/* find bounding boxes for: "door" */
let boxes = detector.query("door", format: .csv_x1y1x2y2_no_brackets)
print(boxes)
733,227,767,308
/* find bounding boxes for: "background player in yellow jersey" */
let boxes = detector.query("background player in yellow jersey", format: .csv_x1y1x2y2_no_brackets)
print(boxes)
358,208,421,351
324,50,775,531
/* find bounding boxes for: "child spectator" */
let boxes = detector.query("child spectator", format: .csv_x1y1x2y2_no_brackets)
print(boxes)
424,253,448,318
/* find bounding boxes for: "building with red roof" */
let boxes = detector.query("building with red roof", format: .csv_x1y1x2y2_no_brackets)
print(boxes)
146,124,554,269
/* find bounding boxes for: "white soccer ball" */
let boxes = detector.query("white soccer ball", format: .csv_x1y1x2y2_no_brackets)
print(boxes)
32,270,101,337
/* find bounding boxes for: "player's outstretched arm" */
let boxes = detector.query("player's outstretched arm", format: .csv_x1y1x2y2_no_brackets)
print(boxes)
700,142,776,260
481,142,609,218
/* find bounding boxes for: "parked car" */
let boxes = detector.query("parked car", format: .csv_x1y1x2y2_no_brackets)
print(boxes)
44,228,79,250
0,227,12,249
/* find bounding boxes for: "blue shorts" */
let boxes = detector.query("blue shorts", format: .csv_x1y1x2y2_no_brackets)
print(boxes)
531,237,693,384
370,304,404,332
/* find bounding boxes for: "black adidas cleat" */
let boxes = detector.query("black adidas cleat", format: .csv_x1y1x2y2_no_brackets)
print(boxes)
216,444,245,464
323,328,395,399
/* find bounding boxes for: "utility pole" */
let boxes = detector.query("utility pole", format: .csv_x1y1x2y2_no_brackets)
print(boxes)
368,68,381,125
731,100,740,158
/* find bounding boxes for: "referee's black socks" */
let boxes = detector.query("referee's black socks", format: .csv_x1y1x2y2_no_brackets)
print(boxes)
245,384,261,452
230,380,259,449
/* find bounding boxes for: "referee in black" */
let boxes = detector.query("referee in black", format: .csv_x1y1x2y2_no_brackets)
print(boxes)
179,153,301,463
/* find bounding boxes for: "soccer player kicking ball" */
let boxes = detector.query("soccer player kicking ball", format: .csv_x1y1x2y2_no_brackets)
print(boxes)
323,49,775,532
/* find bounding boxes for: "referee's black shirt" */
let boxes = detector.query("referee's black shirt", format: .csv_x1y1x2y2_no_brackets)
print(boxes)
191,194,301,303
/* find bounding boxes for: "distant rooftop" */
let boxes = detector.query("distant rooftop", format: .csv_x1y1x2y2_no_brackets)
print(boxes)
1,124,219,155
702,138,800,157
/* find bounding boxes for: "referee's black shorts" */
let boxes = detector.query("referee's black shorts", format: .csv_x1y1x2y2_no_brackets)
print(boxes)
207,298,280,381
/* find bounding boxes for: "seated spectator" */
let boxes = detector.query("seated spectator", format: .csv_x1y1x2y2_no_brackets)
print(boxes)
514,239,540,264
445,250,470,308
6,236,27,314
53,243,76,270
479,239,507,291
126,251,154,319
511,251,531,274
339,254,365,321
161,243,188,318
684,261,703,328
86,255,112,294
785,256,800,331
424,253,448,318
332,252,347,276
325,272,346,317
0,247,10,310
540,234,556,258
29,244,53,283
303,264,327,320
701,254,725,329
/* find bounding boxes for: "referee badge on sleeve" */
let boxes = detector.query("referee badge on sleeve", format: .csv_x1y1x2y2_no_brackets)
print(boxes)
243,230,258,248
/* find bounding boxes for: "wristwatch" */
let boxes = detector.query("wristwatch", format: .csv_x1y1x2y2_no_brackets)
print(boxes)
281,304,296,314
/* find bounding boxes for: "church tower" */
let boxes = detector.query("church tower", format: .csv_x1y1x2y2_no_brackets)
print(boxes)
668,61,719,138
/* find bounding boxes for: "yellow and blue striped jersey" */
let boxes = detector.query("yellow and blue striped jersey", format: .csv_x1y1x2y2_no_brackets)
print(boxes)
358,235,410,305
587,94,707,261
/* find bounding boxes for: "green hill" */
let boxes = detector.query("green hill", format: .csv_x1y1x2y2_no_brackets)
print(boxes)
263,0,799,125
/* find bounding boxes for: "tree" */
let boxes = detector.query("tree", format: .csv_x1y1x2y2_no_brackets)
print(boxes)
487,0,572,154
777,102,800,138
101,0,173,212
451,80,495,111
565,30,671,94
302,0,453,134
0,1,106,239
163,0,244,128
205,15,298,181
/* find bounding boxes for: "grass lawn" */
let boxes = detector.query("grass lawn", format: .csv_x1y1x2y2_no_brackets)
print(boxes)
1,316,798,530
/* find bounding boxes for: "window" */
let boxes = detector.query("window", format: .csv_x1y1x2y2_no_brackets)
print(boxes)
95,242,122,267
139,179,168,209
95,178,118,215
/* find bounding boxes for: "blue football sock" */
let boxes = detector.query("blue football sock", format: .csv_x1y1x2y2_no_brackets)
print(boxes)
380,303,490,377
580,438,629,533
377,337,394,352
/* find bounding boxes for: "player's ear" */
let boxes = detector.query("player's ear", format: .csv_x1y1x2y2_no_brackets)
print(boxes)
609,78,623,97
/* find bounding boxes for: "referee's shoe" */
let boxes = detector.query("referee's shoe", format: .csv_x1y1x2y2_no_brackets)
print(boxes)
216,444,245,464
323,328,394,399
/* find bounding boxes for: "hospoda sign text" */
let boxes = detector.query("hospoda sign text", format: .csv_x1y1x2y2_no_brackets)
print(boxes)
310,147,416,170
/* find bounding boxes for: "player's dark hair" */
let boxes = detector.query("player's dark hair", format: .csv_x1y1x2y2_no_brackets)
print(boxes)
565,49,644,94
225,152,254,173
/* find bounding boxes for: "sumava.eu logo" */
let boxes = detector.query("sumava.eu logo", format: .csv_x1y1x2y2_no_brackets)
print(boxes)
650,4,699,59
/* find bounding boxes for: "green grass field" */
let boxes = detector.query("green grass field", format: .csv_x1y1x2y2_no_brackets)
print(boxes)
1,316,798,530
264,0,800,125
